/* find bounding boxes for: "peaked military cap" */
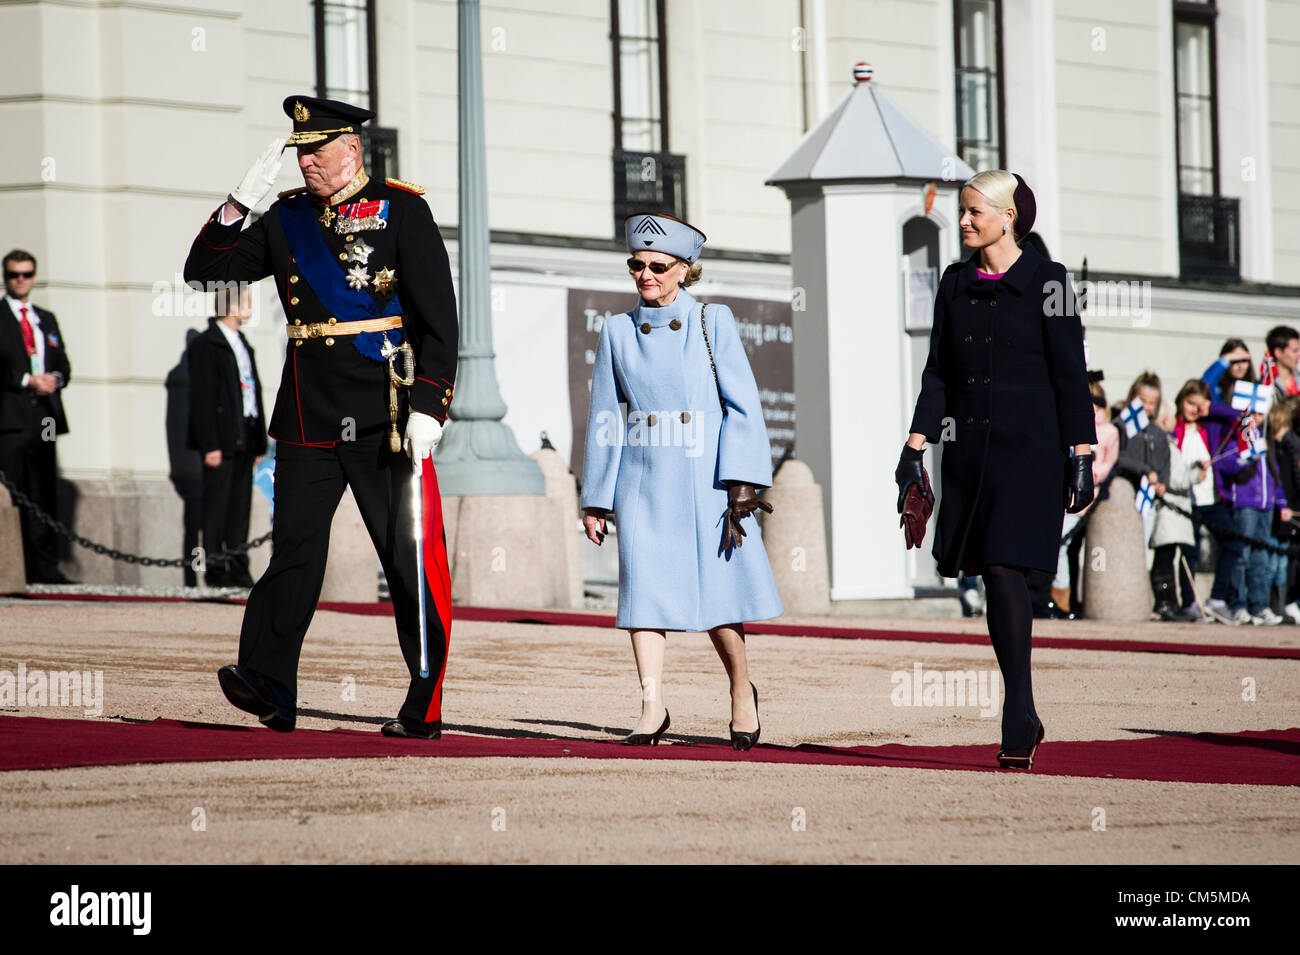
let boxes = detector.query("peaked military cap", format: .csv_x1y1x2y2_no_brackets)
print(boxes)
282,95,375,147
624,213,707,263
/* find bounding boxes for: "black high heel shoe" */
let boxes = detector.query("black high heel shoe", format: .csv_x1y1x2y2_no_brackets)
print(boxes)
622,710,670,746
730,683,760,751
996,720,1045,769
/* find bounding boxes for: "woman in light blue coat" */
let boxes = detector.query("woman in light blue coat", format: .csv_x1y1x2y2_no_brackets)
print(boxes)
581,213,784,750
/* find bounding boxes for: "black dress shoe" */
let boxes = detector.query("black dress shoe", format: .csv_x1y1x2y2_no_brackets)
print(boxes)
997,720,1045,769
730,683,761,751
622,711,670,745
31,570,76,585
381,718,441,740
217,664,296,732
1046,601,1079,620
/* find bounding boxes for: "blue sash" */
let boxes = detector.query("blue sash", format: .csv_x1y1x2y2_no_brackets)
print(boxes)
277,194,403,360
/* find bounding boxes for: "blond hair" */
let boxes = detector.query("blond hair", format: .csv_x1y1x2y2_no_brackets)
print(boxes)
682,260,703,288
963,170,1019,228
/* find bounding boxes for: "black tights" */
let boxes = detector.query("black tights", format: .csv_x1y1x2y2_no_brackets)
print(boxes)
982,564,1041,749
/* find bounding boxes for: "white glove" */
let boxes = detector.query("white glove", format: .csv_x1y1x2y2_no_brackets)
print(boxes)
404,411,444,476
229,138,286,212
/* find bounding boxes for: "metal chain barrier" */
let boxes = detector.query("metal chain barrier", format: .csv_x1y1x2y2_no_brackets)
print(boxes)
0,469,271,569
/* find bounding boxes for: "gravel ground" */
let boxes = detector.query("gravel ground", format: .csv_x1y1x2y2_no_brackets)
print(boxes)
0,598,1295,864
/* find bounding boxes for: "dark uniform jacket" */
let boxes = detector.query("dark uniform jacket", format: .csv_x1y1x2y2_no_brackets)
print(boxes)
182,173,458,446
186,322,268,456
0,300,71,435
909,244,1096,577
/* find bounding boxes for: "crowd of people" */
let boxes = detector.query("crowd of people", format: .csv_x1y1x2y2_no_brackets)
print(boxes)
973,328,1300,627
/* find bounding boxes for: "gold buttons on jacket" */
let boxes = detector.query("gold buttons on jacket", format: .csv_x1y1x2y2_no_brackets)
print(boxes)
345,235,355,242
338,253,348,261
964,335,972,343
640,322,651,334
967,376,975,384
445,388,452,396
290,297,299,306
680,411,691,423
325,337,335,346
290,275,299,284
442,397,449,405
295,340,303,347
647,413,658,427
328,317,337,325
294,319,303,325
669,319,681,331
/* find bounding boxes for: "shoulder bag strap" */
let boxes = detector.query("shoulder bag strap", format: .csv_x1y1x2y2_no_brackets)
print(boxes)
699,303,727,417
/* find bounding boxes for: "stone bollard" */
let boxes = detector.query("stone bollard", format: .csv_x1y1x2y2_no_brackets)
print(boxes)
320,487,377,603
1082,476,1152,621
530,448,583,608
442,493,563,608
760,459,830,615
0,483,27,593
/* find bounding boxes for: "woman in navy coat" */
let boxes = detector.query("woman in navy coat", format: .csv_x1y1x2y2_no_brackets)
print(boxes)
582,213,783,750
896,171,1097,769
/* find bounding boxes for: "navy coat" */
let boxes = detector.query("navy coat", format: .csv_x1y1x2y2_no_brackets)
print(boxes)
908,245,1097,577
582,289,784,632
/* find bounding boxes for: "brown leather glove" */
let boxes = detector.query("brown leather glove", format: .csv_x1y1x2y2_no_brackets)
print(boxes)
722,483,774,552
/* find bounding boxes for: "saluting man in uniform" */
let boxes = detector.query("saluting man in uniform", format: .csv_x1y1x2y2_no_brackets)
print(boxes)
184,96,457,739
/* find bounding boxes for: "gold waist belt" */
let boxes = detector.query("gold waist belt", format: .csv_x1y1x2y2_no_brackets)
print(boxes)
286,315,403,340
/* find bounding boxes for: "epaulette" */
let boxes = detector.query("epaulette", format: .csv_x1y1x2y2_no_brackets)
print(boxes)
277,186,308,200
386,177,426,195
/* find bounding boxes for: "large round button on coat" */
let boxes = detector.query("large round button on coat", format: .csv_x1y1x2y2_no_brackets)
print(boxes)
646,413,658,427
640,322,651,334
680,411,691,423
669,319,681,331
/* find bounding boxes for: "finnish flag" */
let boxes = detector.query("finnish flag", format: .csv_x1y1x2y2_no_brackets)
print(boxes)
1238,423,1268,464
1232,379,1272,415
1120,397,1149,439
1134,474,1157,516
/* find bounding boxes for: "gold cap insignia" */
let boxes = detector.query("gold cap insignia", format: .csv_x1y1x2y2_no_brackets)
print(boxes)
294,100,310,122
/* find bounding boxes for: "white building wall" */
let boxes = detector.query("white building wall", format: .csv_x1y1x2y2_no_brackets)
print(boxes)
1266,0,1300,280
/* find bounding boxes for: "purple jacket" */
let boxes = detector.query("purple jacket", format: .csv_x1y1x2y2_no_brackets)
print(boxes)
1208,397,1288,510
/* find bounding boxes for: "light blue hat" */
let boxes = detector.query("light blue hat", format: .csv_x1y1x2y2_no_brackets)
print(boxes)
624,213,707,263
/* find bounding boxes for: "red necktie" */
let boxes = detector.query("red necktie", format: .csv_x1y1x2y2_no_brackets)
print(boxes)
18,305,36,356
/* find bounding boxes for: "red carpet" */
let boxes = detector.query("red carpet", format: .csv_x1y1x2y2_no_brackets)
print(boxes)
1,715,1295,785
19,593,1300,660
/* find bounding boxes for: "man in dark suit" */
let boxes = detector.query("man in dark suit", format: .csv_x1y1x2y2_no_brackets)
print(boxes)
0,249,73,584
183,96,458,739
186,286,267,588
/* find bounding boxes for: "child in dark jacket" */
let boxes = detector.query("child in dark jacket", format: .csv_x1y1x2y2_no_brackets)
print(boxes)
1269,398,1300,622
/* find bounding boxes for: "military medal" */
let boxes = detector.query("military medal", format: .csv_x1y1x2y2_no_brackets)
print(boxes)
373,267,396,295
319,206,337,228
335,198,390,233
345,264,371,290
349,240,374,264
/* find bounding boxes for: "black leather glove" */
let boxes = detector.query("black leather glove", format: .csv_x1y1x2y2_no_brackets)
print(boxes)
895,444,926,513
722,483,774,551
1065,452,1095,514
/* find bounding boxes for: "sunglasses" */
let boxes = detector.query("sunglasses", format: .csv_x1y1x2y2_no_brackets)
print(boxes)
5,270,34,280
627,258,683,275
1227,358,1251,366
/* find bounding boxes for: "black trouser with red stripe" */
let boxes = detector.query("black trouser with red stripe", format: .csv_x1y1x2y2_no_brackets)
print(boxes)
238,427,450,725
